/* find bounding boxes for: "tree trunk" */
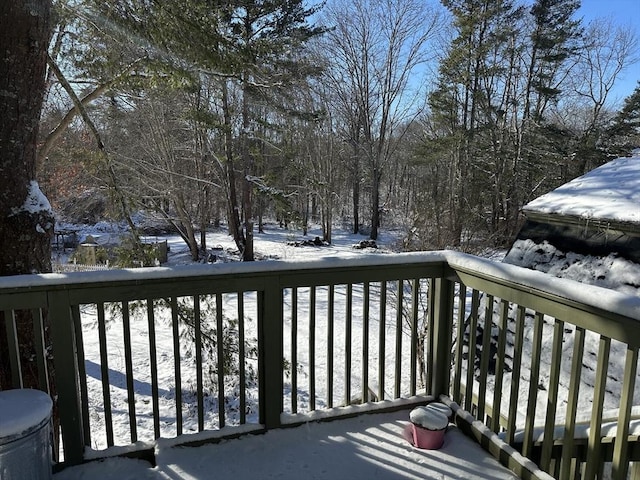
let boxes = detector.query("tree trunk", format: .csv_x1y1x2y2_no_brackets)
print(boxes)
0,0,56,401
240,79,254,262
221,81,246,255
0,1,54,275
370,168,380,240
352,153,360,234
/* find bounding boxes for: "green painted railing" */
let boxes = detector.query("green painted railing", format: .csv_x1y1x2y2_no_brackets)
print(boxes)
1,251,639,479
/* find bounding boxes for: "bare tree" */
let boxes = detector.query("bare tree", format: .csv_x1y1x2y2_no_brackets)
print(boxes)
107,87,217,261
321,0,440,239
567,18,639,174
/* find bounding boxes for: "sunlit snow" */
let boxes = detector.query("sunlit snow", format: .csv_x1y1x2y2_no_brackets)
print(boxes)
524,149,640,223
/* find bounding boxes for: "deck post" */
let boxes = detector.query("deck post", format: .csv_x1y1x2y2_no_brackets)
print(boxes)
48,290,85,465
430,278,454,399
258,281,284,430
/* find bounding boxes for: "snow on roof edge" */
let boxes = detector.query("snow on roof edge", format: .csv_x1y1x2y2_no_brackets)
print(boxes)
523,152,640,224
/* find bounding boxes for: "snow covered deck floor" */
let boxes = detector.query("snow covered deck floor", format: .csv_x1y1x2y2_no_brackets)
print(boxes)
54,410,519,480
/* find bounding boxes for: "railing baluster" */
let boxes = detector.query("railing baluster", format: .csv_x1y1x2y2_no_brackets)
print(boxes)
490,299,509,433
32,308,50,392
327,285,334,408
560,325,585,479
216,293,225,428
146,298,160,438
584,335,611,480
193,295,204,431
506,305,525,445
238,292,246,424
611,345,638,479
394,280,403,399
540,318,564,471
409,279,419,397
522,311,544,458
362,282,370,403
171,296,182,436
290,288,298,414
464,289,480,411
427,278,435,395
71,305,90,446
452,284,467,402
193,295,204,432
97,302,114,447
121,301,137,443
378,281,387,401
344,284,352,406
477,294,494,421
6,310,22,388
309,286,316,411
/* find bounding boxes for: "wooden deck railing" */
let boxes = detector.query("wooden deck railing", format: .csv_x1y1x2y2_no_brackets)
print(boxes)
1,251,639,479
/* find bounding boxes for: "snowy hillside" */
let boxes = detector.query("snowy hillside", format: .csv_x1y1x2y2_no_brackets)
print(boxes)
505,239,640,295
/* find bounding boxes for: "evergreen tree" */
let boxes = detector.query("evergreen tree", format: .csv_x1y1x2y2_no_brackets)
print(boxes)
76,0,325,260
525,0,582,120
426,0,522,246
604,83,640,156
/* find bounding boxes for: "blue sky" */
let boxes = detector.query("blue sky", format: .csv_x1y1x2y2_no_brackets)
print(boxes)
577,0,640,102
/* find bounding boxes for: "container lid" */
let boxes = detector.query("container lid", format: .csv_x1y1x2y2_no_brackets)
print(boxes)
425,402,452,419
410,405,448,430
0,389,52,445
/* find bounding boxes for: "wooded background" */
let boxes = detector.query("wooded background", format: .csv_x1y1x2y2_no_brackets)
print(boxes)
36,0,640,260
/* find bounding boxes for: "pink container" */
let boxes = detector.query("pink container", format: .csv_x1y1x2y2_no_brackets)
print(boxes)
409,405,449,450
411,423,446,449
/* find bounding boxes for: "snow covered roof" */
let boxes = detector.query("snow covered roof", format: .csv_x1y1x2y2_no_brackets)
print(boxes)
523,150,640,228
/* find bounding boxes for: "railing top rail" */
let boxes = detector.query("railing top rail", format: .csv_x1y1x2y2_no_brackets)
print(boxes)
444,251,640,344
0,251,450,291
1,248,638,331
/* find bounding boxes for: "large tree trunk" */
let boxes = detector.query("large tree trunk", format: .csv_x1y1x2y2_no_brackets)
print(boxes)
0,2,54,275
0,0,55,403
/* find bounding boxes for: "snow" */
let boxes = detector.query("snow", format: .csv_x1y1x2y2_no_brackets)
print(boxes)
523,150,640,223
447,400,554,480
447,249,640,317
504,238,640,295
504,153,640,297
0,389,52,440
38,225,523,479
54,410,520,480
23,220,640,479
409,405,448,430
11,180,53,217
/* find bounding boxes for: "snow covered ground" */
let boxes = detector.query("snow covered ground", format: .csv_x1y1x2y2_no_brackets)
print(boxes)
54,409,521,480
